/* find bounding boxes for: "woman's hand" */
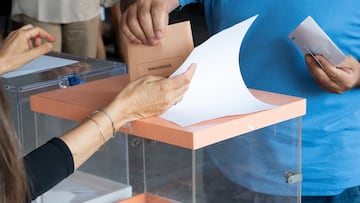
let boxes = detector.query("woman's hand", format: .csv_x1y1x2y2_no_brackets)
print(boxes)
106,64,196,129
305,54,360,93
0,24,55,74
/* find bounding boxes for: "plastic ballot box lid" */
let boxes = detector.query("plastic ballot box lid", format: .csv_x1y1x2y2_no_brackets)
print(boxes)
30,74,306,150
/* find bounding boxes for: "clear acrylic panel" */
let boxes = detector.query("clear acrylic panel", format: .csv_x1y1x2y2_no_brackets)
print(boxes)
33,112,132,203
125,118,301,203
1,52,126,155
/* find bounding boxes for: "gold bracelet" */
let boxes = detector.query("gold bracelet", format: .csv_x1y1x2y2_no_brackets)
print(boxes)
87,116,106,146
97,109,116,137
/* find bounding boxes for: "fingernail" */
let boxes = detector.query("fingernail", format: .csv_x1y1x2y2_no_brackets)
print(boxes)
155,31,162,39
148,38,158,45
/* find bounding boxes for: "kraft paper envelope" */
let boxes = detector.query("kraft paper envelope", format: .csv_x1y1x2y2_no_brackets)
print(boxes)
120,21,194,81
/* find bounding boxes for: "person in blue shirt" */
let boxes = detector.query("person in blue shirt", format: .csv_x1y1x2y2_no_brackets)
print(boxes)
120,0,360,202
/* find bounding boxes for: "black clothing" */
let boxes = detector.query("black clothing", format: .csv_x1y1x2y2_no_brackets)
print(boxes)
23,137,74,200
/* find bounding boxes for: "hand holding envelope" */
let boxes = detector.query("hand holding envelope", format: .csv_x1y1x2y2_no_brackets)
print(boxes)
289,16,360,94
288,16,345,67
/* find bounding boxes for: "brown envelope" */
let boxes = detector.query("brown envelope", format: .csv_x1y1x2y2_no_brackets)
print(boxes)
120,21,194,81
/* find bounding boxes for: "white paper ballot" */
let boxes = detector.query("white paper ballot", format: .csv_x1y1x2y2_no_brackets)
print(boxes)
1,55,78,78
288,16,345,66
160,15,276,127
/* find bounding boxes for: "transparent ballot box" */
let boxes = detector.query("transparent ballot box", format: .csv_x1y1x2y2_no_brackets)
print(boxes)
32,76,133,203
0,52,126,155
30,75,306,203
122,117,302,203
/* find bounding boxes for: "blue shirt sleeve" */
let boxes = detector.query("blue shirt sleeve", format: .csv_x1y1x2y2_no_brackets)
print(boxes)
178,0,201,7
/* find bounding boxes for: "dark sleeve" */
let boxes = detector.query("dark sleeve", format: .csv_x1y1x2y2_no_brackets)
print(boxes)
23,137,74,200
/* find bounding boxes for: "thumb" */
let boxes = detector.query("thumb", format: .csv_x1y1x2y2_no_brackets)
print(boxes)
315,54,339,76
305,54,317,67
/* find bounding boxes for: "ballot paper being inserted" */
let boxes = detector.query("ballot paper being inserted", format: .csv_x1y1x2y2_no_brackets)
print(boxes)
160,15,276,127
288,16,345,66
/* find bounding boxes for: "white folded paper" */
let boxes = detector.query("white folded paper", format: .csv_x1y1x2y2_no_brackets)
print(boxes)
161,15,276,127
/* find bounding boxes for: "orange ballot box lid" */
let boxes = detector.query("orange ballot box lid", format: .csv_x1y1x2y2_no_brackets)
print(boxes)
30,74,306,150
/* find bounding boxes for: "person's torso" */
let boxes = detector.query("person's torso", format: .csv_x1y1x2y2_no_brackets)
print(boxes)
180,0,360,196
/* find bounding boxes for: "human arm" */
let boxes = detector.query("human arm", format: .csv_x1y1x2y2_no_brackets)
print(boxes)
0,24,55,74
60,63,196,169
23,63,196,200
305,54,360,93
110,2,124,58
120,0,180,45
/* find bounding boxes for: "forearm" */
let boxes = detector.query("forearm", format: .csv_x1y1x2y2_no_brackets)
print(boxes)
59,100,133,170
59,118,109,170
57,64,195,170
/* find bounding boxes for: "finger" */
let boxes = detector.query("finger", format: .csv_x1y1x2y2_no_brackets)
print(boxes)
164,64,196,103
183,63,197,79
137,3,157,45
315,55,341,81
26,27,56,43
141,64,196,108
318,81,340,93
34,37,42,47
170,63,196,89
316,55,335,69
121,21,142,44
124,6,148,44
151,1,169,40
305,55,333,85
9,42,53,70
305,54,322,69
22,42,53,61
27,39,34,49
19,24,34,30
305,54,324,76
337,55,354,68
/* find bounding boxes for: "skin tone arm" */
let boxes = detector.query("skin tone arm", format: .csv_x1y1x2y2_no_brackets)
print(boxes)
120,0,180,45
305,54,360,93
62,65,195,169
110,2,124,59
0,24,196,170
